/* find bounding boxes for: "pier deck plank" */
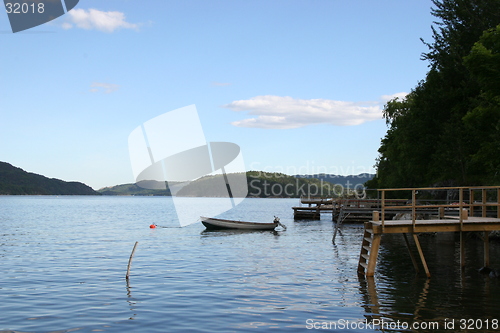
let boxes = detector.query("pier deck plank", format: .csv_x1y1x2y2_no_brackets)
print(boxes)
370,217,500,234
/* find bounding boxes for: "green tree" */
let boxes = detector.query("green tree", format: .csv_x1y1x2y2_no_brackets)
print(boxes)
463,24,500,183
368,0,500,189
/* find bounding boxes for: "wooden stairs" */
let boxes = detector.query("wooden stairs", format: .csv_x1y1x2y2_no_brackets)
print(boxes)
357,220,431,277
357,222,382,277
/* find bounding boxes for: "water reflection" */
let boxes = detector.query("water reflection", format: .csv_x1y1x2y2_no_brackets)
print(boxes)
358,276,381,320
5,196,500,332
125,279,138,321
200,229,284,237
356,232,500,331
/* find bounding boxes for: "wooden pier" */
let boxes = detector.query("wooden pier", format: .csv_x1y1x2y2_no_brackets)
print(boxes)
358,186,500,277
292,197,411,221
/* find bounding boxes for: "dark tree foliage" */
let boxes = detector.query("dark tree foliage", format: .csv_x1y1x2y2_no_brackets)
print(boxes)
367,0,500,189
422,0,500,71
463,24,500,183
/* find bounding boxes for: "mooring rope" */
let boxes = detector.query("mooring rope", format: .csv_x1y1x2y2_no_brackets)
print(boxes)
149,223,182,228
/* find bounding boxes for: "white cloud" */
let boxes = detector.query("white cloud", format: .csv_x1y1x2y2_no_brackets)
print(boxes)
222,95,392,129
63,9,138,33
61,22,73,30
90,82,120,94
381,92,408,101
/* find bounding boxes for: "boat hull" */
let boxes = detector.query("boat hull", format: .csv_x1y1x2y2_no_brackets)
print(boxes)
201,216,278,230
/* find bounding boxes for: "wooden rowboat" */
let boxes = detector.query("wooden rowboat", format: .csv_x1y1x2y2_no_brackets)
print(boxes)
200,216,285,230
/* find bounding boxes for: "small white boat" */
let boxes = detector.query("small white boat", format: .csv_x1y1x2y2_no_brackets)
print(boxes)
200,216,285,230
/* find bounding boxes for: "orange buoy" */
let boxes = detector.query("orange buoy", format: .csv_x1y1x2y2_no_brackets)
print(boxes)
149,224,156,229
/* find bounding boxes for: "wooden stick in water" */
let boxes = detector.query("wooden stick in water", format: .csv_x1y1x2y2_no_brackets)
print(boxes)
126,241,139,279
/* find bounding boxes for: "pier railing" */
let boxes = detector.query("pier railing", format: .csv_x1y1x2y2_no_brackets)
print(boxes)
335,198,407,209
377,186,500,233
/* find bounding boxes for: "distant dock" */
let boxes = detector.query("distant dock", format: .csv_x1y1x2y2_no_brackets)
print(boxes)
292,196,333,219
292,197,411,221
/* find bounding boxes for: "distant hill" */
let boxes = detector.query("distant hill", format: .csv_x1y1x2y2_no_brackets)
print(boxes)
294,173,375,188
98,180,174,196
245,171,340,198
175,171,331,198
100,171,371,197
0,162,99,195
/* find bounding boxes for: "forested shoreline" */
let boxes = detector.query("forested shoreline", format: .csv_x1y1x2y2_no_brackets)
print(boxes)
0,162,98,195
99,171,374,197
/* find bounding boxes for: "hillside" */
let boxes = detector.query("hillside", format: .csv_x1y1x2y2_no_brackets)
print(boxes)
294,173,375,188
246,171,343,198
99,180,173,196
0,162,99,195
100,171,370,198
176,171,330,198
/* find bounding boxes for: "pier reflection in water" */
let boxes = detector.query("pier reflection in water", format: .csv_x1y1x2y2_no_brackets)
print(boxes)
356,232,500,332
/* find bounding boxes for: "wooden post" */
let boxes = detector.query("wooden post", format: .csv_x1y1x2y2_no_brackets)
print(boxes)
412,189,416,232
459,188,464,227
483,188,488,218
381,190,385,233
126,241,139,279
497,188,500,218
366,234,381,277
372,211,379,222
413,234,430,277
438,207,444,219
461,208,468,220
459,188,465,269
470,189,475,217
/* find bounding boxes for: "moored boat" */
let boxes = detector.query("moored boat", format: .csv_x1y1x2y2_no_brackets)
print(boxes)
200,216,285,230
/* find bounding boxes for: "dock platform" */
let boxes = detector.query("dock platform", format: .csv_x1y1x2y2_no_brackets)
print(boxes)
293,197,411,221
292,196,333,219
358,186,500,277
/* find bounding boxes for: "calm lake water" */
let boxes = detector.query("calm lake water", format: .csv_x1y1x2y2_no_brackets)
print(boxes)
2,196,500,332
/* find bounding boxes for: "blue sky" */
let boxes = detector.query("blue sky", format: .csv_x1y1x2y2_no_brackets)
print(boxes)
0,0,435,190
